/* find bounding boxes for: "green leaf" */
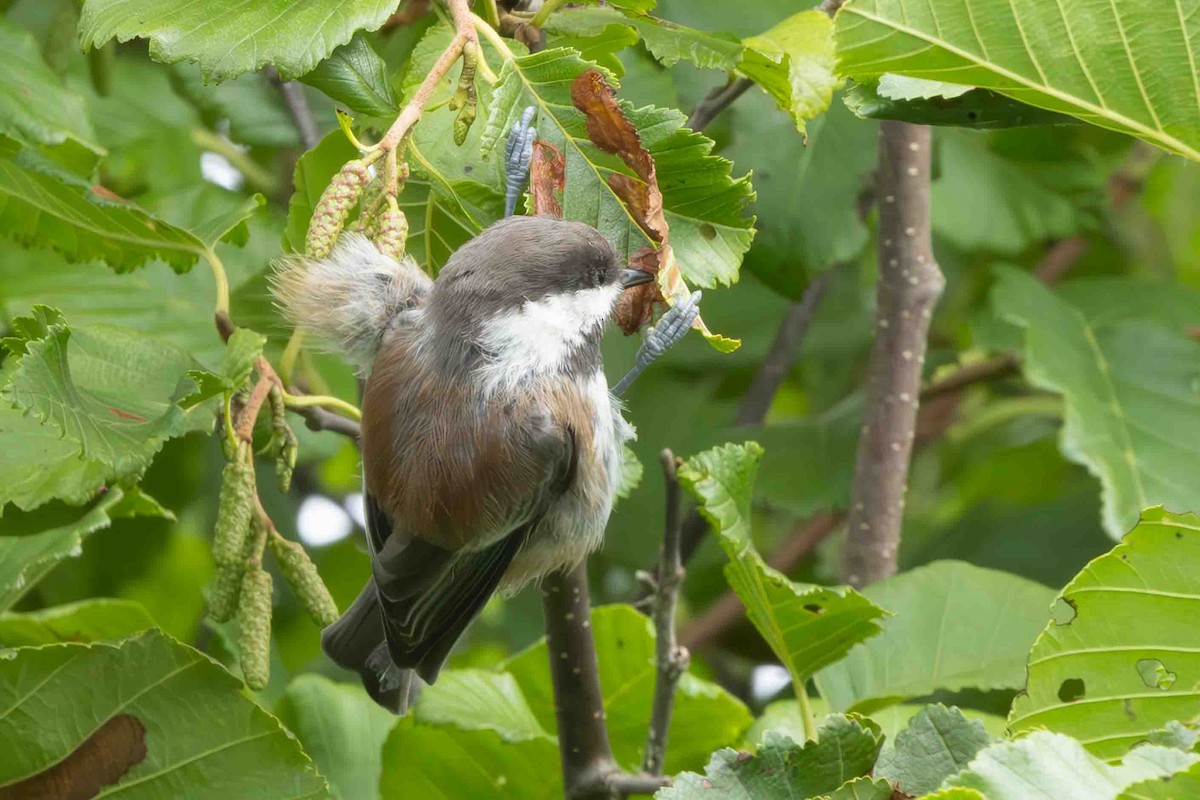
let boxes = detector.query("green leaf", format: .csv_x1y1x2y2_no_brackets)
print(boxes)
943,732,1198,800
544,7,743,71
190,193,267,250
275,675,395,800
814,561,1056,713
4,310,212,480
845,78,1080,129
0,630,329,797
169,65,302,149
0,395,109,513
1119,760,1200,800
724,94,877,298
1009,509,1200,759
0,19,103,158
0,147,206,273
0,598,155,647
678,442,887,683
993,268,1200,538
822,777,894,800
503,605,752,775
79,0,398,82
482,48,755,289
932,131,1103,256
875,705,993,797
300,33,398,118
741,10,838,132
0,488,138,610
657,718,884,799
1146,721,1200,753
380,669,561,799
183,328,267,406
834,0,1200,160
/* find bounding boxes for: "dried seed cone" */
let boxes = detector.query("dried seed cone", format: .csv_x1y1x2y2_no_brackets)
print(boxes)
270,535,340,627
306,159,371,258
373,207,409,261
208,561,243,623
237,568,273,690
212,447,255,566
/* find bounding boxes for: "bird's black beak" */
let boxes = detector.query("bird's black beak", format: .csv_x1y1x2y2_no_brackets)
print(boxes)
620,268,655,289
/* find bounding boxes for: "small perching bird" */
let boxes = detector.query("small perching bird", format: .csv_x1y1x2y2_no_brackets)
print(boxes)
273,113,699,713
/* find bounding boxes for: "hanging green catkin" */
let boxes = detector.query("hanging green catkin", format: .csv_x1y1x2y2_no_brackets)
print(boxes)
373,202,409,261
237,567,273,690
208,562,243,622
450,49,478,146
306,159,371,258
270,535,340,627
353,177,385,236
212,444,255,566
268,385,298,493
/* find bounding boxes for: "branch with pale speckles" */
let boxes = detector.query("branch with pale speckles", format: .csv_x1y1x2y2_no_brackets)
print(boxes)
841,122,943,589
542,564,668,798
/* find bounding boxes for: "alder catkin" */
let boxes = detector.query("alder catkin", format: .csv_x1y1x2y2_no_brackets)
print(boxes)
212,445,255,566
237,567,273,690
268,385,298,493
373,205,409,261
208,561,243,622
270,535,340,628
306,159,371,258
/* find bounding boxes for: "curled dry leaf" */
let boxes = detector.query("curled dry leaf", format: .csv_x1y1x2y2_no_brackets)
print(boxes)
530,140,565,217
570,69,737,351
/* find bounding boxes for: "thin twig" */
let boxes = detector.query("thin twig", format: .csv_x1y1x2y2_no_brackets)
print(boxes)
236,374,274,442
841,122,942,588
265,66,321,150
687,78,753,132
734,272,833,426
921,354,1018,400
642,451,690,777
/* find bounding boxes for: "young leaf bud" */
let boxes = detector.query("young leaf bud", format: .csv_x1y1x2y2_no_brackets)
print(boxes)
270,535,340,628
306,159,371,258
212,444,256,566
237,567,273,690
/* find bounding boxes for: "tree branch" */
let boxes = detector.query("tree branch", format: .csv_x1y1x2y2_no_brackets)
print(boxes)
265,66,320,151
687,78,753,132
841,122,943,588
641,451,690,777
542,564,668,798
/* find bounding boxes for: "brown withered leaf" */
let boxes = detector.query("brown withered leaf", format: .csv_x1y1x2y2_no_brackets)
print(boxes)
0,714,147,800
530,140,564,218
612,247,662,333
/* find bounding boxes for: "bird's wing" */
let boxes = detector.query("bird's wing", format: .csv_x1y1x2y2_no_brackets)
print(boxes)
361,402,578,684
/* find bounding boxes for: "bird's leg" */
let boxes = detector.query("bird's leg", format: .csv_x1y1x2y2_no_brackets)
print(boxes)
613,290,702,397
504,106,537,218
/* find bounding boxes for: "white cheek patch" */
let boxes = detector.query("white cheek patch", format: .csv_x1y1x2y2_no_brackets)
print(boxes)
477,284,620,393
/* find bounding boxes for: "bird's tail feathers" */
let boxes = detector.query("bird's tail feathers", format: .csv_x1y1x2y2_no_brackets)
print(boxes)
271,233,432,373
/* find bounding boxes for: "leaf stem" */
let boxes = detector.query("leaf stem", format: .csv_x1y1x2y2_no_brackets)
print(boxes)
478,0,500,29
280,390,362,421
796,684,818,741
278,331,304,386
223,391,238,451
204,248,230,317
530,0,567,28
473,14,516,61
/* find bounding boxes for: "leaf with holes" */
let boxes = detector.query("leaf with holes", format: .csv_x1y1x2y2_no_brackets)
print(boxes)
679,442,887,685
834,0,1200,160
1009,508,1200,759
943,732,1197,800
658,718,884,800
79,0,397,82
814,560,1056,714
0,630,328,797
993,267,1200,538
481,48,755,291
